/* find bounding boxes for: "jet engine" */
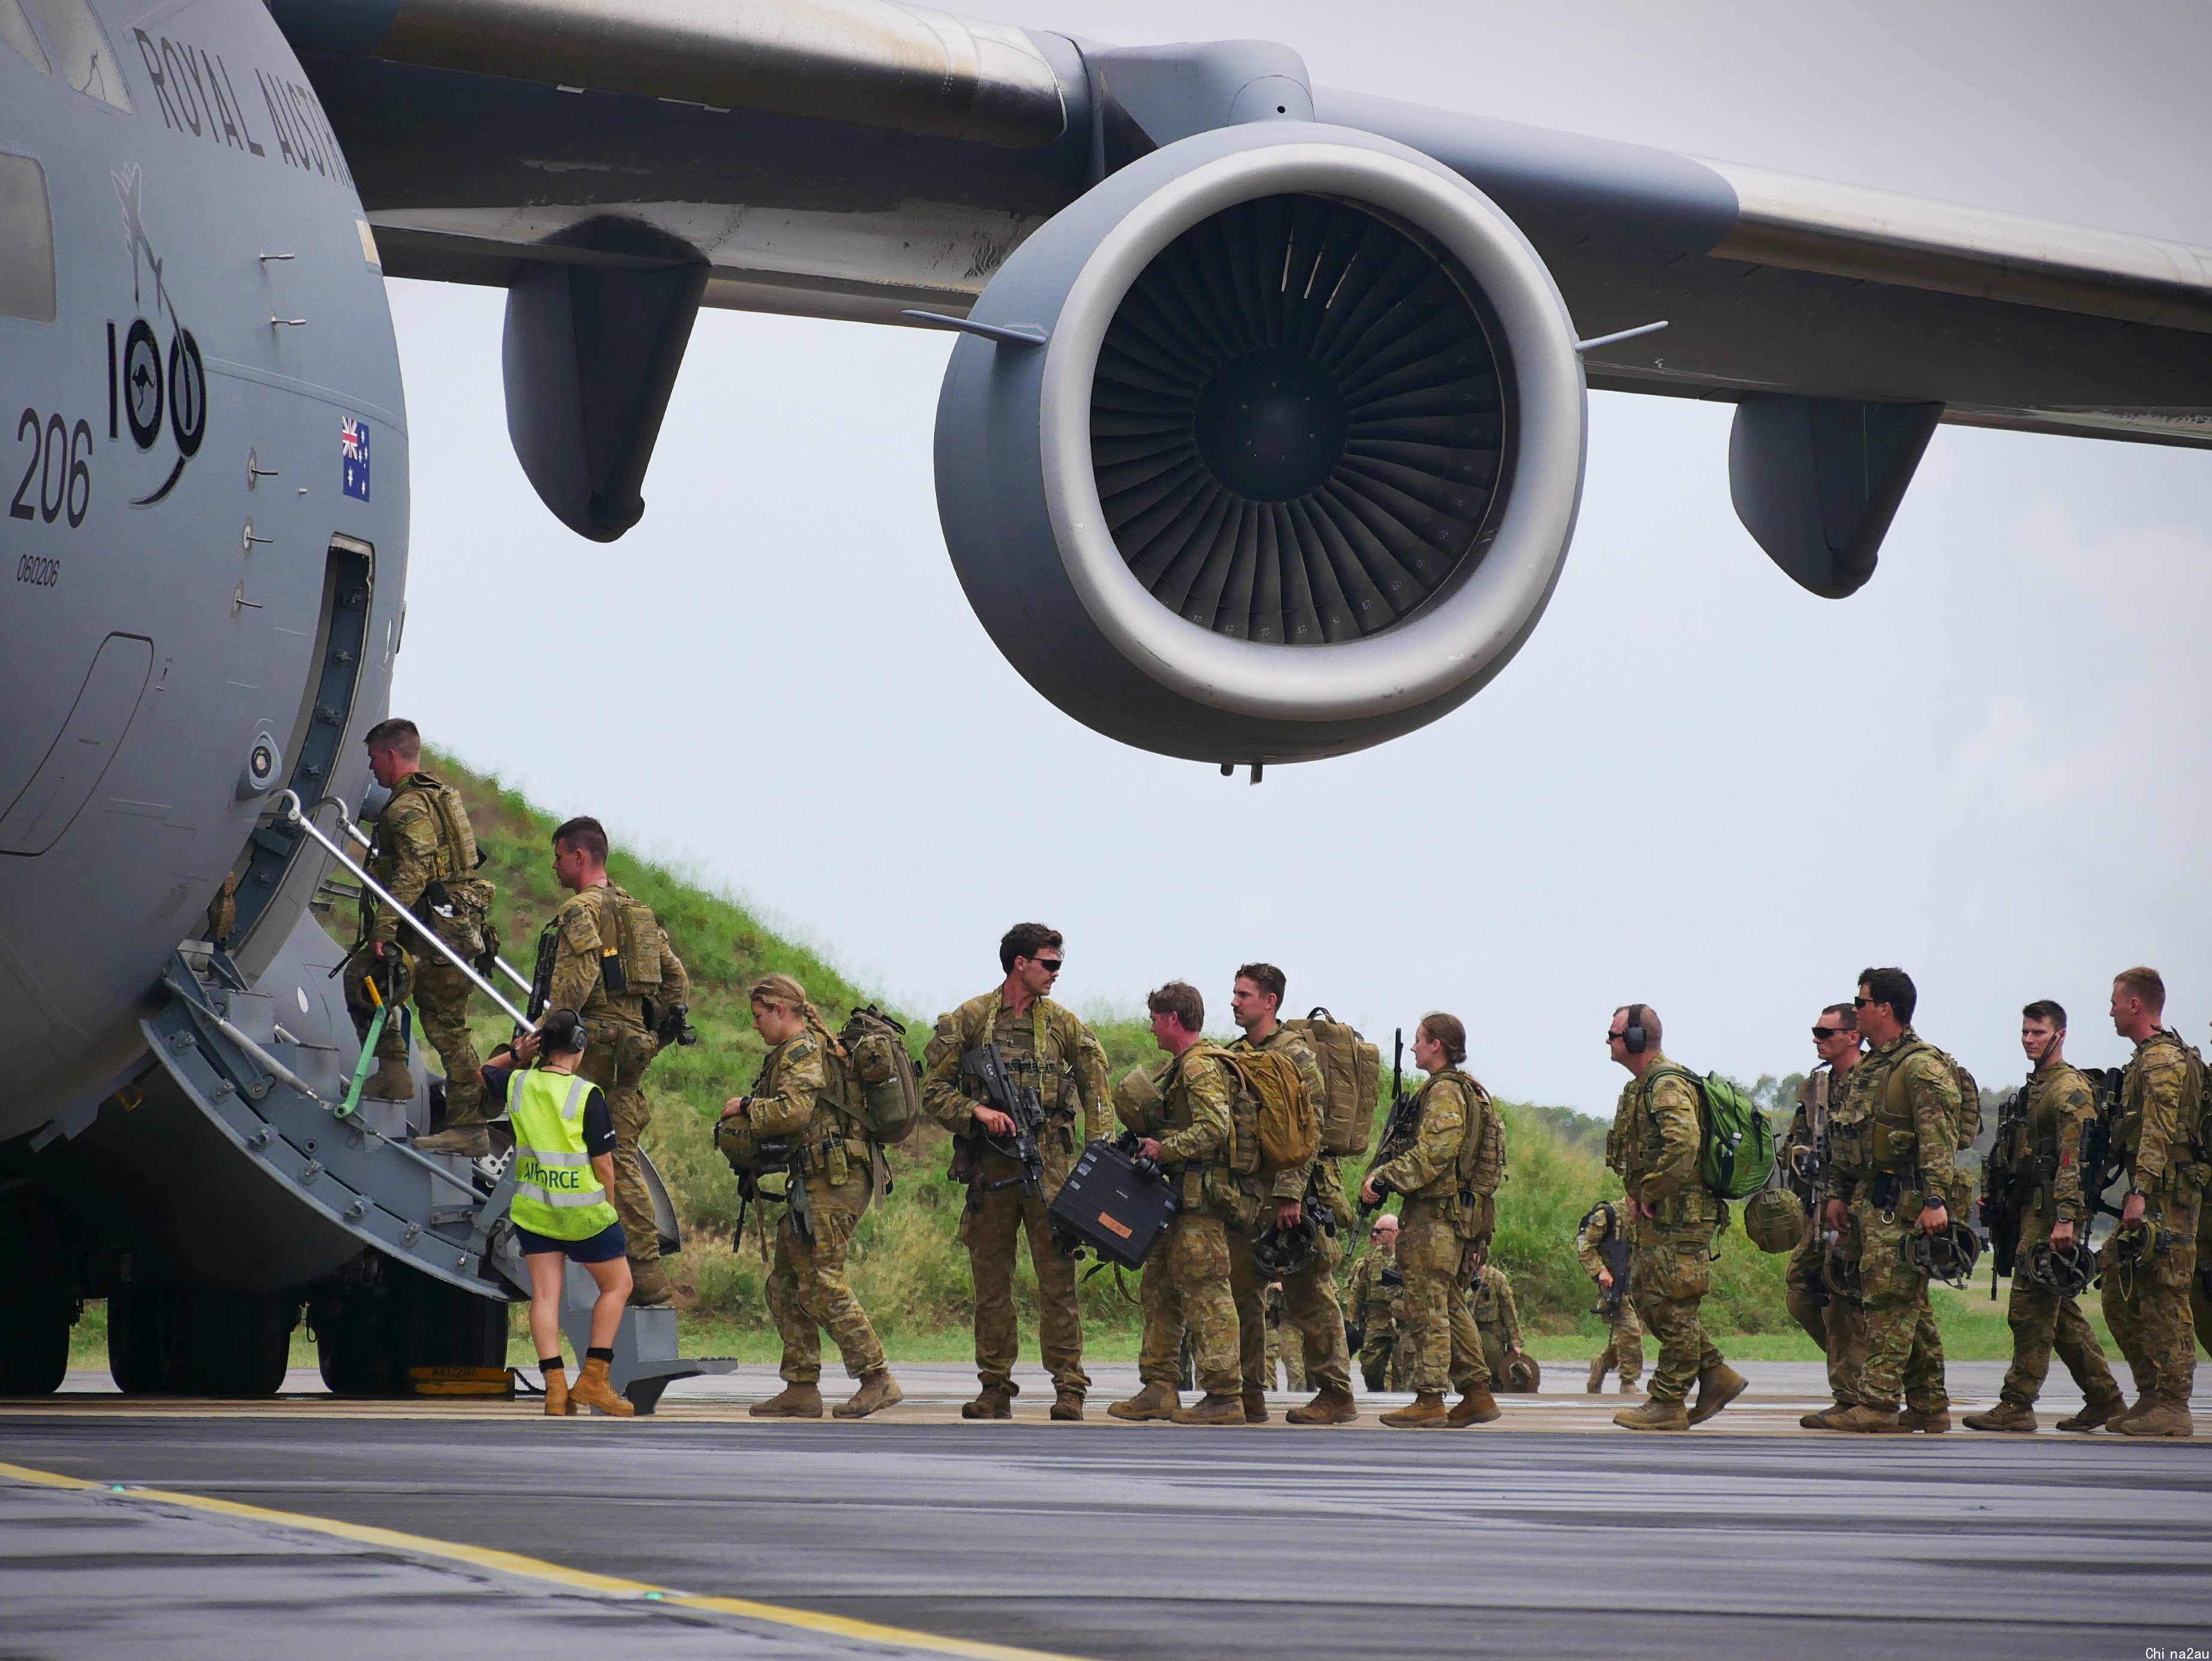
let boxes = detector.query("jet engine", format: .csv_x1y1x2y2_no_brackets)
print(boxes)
931,122,1587,766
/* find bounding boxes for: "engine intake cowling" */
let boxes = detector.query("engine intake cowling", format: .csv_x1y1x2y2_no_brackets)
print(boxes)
932,122,1586,765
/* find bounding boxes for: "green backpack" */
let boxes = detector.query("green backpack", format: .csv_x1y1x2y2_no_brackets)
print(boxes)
825,1005,921,1144
1649,1065,1776,1199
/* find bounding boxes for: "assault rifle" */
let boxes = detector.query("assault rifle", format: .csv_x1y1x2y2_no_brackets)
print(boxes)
1348,1029,1421,1264
960,1039,1047,1198
1980,1083,2030,1299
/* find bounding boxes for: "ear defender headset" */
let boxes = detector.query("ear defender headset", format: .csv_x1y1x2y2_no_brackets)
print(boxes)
1623,1004,1649,1055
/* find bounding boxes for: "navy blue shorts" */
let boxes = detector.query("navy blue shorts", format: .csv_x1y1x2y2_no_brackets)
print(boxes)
514,1219,627,1263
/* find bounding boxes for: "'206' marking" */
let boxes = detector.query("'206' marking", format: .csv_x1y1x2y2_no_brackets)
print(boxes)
11,409,92,529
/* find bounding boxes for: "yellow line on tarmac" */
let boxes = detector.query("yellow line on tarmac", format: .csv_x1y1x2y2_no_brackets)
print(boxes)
0,1458,1088,1661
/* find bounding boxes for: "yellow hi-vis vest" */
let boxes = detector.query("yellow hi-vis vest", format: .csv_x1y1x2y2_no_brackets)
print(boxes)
507,1068,618,1240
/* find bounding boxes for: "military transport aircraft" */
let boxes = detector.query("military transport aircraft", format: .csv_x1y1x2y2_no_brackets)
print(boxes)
1,0,2207,1397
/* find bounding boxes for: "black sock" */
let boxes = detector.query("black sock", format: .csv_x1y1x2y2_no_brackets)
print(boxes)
585,1346,614,1363
539,1355,564,1372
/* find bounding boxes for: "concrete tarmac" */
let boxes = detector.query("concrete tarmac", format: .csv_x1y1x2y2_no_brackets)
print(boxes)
2,1362,2207,1660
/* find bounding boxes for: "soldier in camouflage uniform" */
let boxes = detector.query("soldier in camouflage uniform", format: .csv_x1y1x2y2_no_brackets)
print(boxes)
1360,1013,1501,1429
1467,1264,1534,1391
1785,1006,1865,1424
1262,1283,1305,1392
1574,1197,1643,1393
724,974,900,1420
1345,1215,1407,1391
1110,981,1245,1424
353,721,493,1150
2099,968,2205,1437
1226,965,1356,1424
1964,1000,2122,1433
921,924,1112,1421
534,817,690,1305
1820,968,1961,1433
1606,1004,1746,1432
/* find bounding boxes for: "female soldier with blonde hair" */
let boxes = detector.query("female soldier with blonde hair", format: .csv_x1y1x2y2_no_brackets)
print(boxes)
721,973,902,1419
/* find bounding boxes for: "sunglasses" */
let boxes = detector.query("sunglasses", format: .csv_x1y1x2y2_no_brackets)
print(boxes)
1811,1025,1848,1040
1852,996,1874,1009
1031,958,1063,974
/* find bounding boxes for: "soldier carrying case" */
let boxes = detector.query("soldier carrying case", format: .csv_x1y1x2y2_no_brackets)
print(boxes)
1047,1138,1178,1269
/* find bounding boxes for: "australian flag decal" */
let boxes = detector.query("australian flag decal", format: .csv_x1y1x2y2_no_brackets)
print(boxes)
341,416,371,502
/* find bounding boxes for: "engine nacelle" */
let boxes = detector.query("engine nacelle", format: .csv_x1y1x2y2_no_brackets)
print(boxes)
932,122,1587,765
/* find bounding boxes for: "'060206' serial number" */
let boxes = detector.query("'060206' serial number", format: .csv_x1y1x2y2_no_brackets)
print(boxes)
16,552,61,587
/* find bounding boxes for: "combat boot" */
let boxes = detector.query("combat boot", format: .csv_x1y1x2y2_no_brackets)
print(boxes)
1286,1387,1359,1426
1380,1392,1451,1428
1962,1400,2036,1433
2115,1396,2195,1437
1832,1405,1909,1433
1241,1388,1269,1423
961,1384,1013,1420
1050,1389,1084,1421
1171,1391,1247,1425
1585,1358,1606,1393
1613,1399,1689,1432
1619,1375,1643,1394
542,1364,575,1417
2055,1391,2125,1433
1686,1363,1748,1426
1897,1406,1951,1434
570,1357,635,1417
750,1382,824,1418
833,1369,903,1420
2100,1396,2149,1432
1447,1388,1501,1427
411,1125,490,1157
1801,1402,1854,1430
364,1057,415,1101
627,1261,675,1307
1108,1382,1179,1421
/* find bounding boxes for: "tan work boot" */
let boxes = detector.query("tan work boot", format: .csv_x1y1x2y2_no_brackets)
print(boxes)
2101,1396,2150,1433
2116,1396,2195,1437
1447,1388,1501,1427
1380,1391,1451,1428
1962,1400,2036,1433
750,1382,824,1418
1801,1402,1854,1430
542,1365,575,1417
625,1260,675,1307
1050,1389,1084,1421
1586,1357,1607,1394
570,1357,635,1417
834,1369,903,1420
1108,1381,1179,1421
1833,1405,1909,1433
364,1057,415,1101
961,1383,1013,1420
411,1125,490,1156
1613,1398,1689,1432
1241,1388,1269,1424
2056,1392,2125,1433
1171,1391,1247,1425
1619,1375,1642,1394
1687,1364,1748,1426
1286,1387,1359,1426
1898,1406,1951,1434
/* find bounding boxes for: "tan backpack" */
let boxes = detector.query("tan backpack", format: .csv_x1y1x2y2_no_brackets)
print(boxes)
1451,1074,1507,1197
1283,1008,1381,1156
1219,1047,1317,1175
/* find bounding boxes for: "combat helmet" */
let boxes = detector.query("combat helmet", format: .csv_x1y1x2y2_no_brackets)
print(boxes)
2015,1239,2094,1299
1252,1216,1319,1278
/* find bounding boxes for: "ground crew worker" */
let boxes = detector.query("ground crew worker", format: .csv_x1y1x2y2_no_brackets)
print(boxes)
1963,1000,2122,1433
533,816,690,1306
1359,1013,1501,1430
1788,1005,1866,1427
1575,1197,1643,1393
1345,1215,1406,1391
1820,968,1959,1434
723,974,901,1421
2100,967,2204,1437
1227,964,1356,1425
491,1010,634,1418
1606,1003,1745,1432
353,719,492,1150
920,924,1111,1421
1109,982,1244,1425
1468,1263,1534,1391
1262,1283,1304,1392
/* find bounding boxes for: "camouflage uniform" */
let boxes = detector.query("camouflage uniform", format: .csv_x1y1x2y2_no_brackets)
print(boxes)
1783,1064,1874,1408
1225,1025,1352,1396
1826,1028,1960,1416
1467,1264,1525,1385
1123,1042,1241,1396
2102,1031,2205,1406
1575,1200,1644,1387
921,991,1111,1400
1262,1284,1305,1391
540,881,689,1279
1367,1068,1494,1397
1344,1248,1407,1390
744,1026,885,1385
1614,1053,1726,1405
1995,1060,2118,1411
353,769,492,1116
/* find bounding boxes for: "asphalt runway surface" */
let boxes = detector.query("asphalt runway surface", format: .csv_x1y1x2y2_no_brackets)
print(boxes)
3,1363,2208,1661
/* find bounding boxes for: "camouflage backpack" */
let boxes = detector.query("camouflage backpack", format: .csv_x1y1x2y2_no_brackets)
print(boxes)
1882,1041,1981,1152
1219,1047,1317,1175
823,1005,920,1144
1282,1008,1382,1156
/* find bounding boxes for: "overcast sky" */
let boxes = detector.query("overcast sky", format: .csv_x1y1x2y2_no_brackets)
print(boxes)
386,0,2212,1118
